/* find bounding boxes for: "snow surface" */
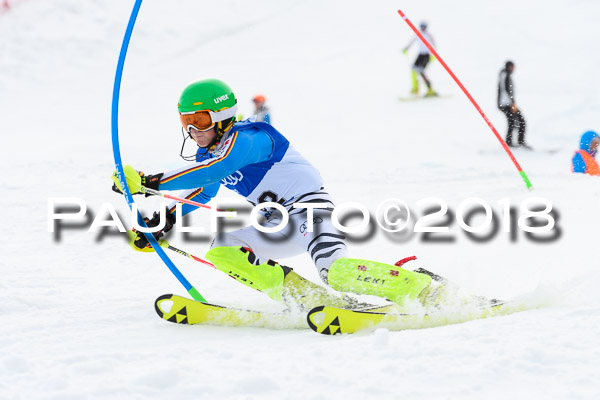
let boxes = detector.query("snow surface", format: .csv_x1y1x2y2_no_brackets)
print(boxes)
2,0,600,398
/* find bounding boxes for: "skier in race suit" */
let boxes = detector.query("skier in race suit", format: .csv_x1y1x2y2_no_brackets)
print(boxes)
112,79,437,309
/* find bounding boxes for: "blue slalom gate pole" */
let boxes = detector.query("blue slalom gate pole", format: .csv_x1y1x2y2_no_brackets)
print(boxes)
110,0,206,302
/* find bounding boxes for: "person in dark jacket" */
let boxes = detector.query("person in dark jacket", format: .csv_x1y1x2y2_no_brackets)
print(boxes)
498,61,529,148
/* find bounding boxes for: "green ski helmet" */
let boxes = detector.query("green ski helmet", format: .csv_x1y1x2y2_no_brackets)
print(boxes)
178,79,238,158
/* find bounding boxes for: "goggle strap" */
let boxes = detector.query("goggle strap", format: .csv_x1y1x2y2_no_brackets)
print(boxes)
211,104,237,122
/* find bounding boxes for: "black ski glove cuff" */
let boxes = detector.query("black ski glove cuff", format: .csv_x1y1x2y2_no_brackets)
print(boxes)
143,173,163,197
146,206,176,236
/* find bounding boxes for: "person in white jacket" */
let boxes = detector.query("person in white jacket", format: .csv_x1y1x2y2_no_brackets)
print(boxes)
403,21,437,97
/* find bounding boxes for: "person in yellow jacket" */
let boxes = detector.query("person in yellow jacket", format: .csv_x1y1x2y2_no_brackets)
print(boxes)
572,130,600,176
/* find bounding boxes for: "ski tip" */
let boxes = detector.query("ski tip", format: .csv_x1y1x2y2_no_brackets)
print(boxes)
154,294,174,319
154,294,191,324
306,306,325,332
307,306,343,335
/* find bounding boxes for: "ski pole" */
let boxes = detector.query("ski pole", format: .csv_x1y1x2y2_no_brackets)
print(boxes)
158,240,217,269
397,10,533,191
141,186,228,212
141,187,237,216
112,0,206,303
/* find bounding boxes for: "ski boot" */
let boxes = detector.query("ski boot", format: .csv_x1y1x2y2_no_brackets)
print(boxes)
206,246,363,311
415,276,452,308
518,143,533,150
327,257,433,306
424,87,438,97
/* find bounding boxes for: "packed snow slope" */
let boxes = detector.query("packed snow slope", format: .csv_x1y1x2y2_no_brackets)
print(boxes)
1,0,600,399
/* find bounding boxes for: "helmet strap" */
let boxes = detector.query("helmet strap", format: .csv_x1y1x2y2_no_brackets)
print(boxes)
205,131,220,151
210,117,235,150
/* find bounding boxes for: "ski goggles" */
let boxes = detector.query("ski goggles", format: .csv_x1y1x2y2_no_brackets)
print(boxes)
179,105,238,133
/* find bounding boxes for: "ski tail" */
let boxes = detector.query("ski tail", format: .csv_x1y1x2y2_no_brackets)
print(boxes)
307,300,533,335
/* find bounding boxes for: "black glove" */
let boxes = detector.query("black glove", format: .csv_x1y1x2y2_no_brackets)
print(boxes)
130,206,176,251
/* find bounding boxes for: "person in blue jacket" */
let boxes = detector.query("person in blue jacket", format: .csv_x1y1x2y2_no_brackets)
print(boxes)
112,79,447,310
252,94,270,124
572,130,600,176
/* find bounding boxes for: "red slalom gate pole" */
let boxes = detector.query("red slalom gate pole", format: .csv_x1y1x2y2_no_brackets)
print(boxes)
398,10,533,191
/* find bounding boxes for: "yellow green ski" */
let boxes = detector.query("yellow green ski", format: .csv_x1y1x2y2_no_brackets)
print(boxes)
306,300,531,335
154,294,306,329
155,294,535,334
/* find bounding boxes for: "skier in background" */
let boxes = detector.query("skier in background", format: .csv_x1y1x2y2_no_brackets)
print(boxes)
402,21,437,97
252,94,270,124
112,79,442,311
572,130,600,176
498,61,529,148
